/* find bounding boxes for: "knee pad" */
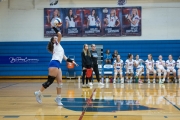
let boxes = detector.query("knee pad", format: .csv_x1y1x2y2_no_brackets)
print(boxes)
42,75,56,89
114,72,117,75
173,69,176,73
57,83,62,88
154,70,156,74
167,69,170,73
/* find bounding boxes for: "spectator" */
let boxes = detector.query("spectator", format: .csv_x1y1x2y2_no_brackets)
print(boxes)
103,49,112,64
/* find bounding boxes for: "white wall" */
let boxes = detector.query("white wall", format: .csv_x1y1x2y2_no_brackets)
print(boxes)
0,0,180,41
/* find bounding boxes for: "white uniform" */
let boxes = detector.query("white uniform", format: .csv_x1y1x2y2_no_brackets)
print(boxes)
177,60,180,69
134,59,143,68
52,41,64,63
88,15,96,26
135,59,144,75
145,60,156,73
106,14,118,27
156,60,165,70
114,59,123,69
125,59,134,74
131,15,140,27
65,16,75,27
166,60,176,73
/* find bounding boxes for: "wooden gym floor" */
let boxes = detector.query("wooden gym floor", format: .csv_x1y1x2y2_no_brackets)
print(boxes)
0,79,180,120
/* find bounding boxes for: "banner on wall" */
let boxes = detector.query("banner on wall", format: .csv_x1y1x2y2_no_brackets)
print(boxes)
63,8,83,37
122,7,142,36
82,8,102,37
101,7,121,36
44,7,141,37
44,8,64,37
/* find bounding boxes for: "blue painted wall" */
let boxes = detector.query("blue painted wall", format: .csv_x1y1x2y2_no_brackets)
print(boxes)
0,40,180,76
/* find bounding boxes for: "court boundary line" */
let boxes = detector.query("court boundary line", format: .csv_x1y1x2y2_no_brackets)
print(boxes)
78,88,96,120
0,83,19,90
163,97,180,111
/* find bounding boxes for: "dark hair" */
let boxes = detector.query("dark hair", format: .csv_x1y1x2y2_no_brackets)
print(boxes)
92,9,98,20
148,54,153,60
47,37,54,53
68,9,74,21
106,49,110,54
127,53,132,59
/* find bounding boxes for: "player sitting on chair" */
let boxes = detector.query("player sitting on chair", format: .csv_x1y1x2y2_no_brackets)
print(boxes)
166,54,176,83
113,55,123,84
156,55,166,84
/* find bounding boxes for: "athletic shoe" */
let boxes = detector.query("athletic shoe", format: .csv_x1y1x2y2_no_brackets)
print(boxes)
89,82,93,86
148,80,150,84
139,80,143,84
55,97,63,106
34,91,42,104
98,82,104,86
161,79,165,83
82,84,86,88
86,84,90,88
159,79,162,84
153,80,156,84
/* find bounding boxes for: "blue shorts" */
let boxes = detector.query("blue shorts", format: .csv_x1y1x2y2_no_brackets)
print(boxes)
48,60,61,69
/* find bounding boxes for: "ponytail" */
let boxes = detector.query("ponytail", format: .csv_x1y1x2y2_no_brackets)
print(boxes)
47,37,54,53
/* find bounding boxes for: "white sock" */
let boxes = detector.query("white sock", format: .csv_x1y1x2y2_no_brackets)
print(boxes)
57,95,61,98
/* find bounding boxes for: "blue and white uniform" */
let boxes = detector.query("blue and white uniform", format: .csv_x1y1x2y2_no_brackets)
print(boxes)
49,40,64,69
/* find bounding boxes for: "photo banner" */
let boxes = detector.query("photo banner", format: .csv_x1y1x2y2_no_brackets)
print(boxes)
44,8,64,37
82,8,102,37
63,8,83,37
44,7,141,37
101,7,122,36
122,7,142,36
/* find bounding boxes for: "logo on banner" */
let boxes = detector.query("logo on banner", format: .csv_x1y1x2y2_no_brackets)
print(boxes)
9,57,39,64
117,0,127,5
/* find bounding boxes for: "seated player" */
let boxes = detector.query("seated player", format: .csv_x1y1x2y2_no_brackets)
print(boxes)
166,55,176,83
145,54,156,84
177,56,180,83
113,55,123,84
134,55,144,84
156,55,166,84
125,53,135,83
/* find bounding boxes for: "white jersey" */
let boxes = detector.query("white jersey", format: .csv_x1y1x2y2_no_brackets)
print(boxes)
65,16,75,27
177,60,180,68
114,59,123,69
134,59,143,68
166,60,176,69
156,60,165,69
131,15,140,27
145,59,154,69
51,16,59,27
88,15,96,26
106,14,118,27
52,42,64,63
125,59,134,69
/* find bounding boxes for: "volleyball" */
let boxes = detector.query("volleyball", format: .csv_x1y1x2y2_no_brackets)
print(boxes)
53,18,62,27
